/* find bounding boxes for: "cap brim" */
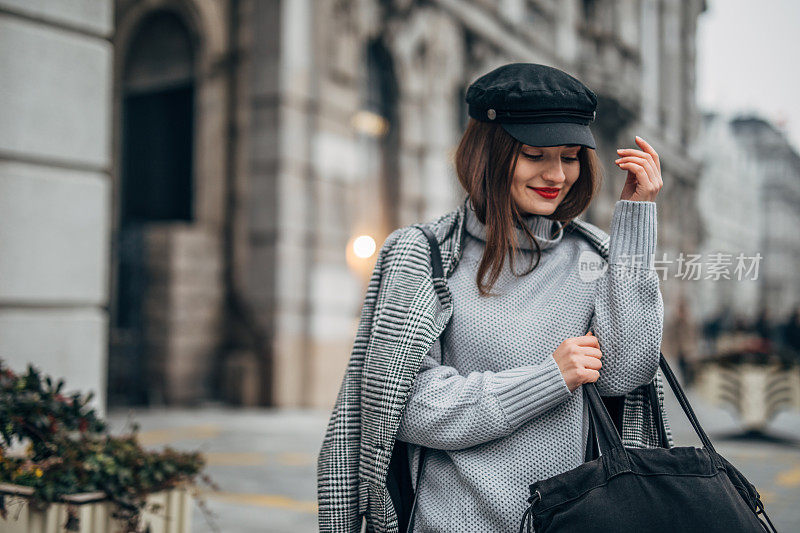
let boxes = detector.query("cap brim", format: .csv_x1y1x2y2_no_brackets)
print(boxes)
501,122,596,149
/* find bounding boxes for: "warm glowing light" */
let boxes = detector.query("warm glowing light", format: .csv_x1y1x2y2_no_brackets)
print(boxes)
352,235,377,259
351,110,390,138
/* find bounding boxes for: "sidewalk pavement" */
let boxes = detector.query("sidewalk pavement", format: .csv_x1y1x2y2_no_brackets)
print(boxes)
107,381,800,532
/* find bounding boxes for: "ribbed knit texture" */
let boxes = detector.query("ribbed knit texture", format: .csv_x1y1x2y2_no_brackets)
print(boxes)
395,199,663,532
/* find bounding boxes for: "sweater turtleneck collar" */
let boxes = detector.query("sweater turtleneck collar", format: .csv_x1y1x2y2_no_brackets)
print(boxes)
464,198,564,251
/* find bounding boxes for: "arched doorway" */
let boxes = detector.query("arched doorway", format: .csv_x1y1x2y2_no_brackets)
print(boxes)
121,11,195,223
109,10,196,406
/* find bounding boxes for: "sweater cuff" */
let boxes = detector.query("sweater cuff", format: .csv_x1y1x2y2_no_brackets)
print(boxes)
608,200,657,270
491,355,572,429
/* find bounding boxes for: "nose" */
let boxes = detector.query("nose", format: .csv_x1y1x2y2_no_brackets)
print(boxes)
541,158,567,185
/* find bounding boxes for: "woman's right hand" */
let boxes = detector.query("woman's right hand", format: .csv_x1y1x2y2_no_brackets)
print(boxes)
552,331,603,392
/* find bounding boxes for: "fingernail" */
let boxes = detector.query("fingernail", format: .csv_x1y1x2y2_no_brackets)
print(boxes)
616,149,623,153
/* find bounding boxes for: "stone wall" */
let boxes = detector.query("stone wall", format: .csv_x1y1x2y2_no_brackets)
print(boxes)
0,0,114,416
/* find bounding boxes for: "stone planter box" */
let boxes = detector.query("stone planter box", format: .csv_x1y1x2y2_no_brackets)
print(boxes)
0,482,192,533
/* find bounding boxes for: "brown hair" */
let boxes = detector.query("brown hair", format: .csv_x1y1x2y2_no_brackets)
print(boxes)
453,118,603,297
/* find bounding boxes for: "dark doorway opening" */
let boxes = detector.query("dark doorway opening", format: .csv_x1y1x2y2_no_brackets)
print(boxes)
364,39,400,235
109,10,196,407
121,85,194,223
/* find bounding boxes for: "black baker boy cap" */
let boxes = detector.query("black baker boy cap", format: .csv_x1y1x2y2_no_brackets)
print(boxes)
465,62,598,149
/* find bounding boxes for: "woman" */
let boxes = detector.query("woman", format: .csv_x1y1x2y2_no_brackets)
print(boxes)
318,63,671,533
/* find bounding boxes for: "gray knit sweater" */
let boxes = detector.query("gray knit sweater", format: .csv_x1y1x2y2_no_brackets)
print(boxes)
395,199,663,532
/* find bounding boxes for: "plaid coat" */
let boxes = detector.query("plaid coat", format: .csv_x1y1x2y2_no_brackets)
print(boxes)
317,197,673,533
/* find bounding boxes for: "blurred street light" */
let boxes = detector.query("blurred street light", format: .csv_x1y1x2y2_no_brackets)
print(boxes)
352,235,377,259
346,233,378,285
350,109,389,138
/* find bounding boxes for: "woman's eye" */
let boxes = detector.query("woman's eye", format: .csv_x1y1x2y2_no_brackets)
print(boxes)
563,157,579,162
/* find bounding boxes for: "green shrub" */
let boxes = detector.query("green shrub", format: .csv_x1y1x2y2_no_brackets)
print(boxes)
0,360,216,532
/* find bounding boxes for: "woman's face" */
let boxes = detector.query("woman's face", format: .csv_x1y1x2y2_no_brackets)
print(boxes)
510,144,581,216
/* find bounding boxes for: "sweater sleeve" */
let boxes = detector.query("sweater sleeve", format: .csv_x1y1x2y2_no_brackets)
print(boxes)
395,336,573,451
590,200,663,396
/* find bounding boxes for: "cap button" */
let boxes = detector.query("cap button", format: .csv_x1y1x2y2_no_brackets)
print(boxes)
487,109,496,120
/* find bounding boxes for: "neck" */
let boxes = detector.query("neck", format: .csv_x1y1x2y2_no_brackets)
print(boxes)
465,200,564,251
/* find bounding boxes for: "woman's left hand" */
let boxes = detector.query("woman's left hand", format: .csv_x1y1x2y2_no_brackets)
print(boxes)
615,136,663,202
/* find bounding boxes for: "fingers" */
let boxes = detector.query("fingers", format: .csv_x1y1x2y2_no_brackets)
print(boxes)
573,334,600,347
581,353,603,370
617,136,663,188
614,155,657,184
617,138,659,173
635,135,660,171
618,161,660,196
615,149,654,169
569,338,602,359
617,160,649,183
581,347,603,360
583,368,601,383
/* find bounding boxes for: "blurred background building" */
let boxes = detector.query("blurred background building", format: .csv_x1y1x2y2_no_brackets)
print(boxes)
693,112,800,344
3,0,799,415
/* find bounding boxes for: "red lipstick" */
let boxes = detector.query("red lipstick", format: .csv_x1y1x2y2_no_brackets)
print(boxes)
530,187,560,199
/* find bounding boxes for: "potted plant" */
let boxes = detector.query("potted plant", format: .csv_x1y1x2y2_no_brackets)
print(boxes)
0,359,219,532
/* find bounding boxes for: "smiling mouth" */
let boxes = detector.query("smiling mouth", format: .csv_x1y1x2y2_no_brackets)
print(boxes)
529,187,561,198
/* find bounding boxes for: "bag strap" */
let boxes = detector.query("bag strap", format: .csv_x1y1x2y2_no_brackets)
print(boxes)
655,353,716,452
585,404,600,461
406,444,427,533
405,225,443,533
584,353,716,456
584,384,665,461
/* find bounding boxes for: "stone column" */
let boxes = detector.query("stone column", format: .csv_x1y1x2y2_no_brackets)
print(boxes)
0,0,114,415
246,0,316,407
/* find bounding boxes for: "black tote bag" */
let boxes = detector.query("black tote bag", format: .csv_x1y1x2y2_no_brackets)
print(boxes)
519,352,779,533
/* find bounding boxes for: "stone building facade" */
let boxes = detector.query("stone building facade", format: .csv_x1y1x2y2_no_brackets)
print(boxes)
694,113,800,328
730,116,800,322
692,112,765,337
0,1,114,416
1,0,708,411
